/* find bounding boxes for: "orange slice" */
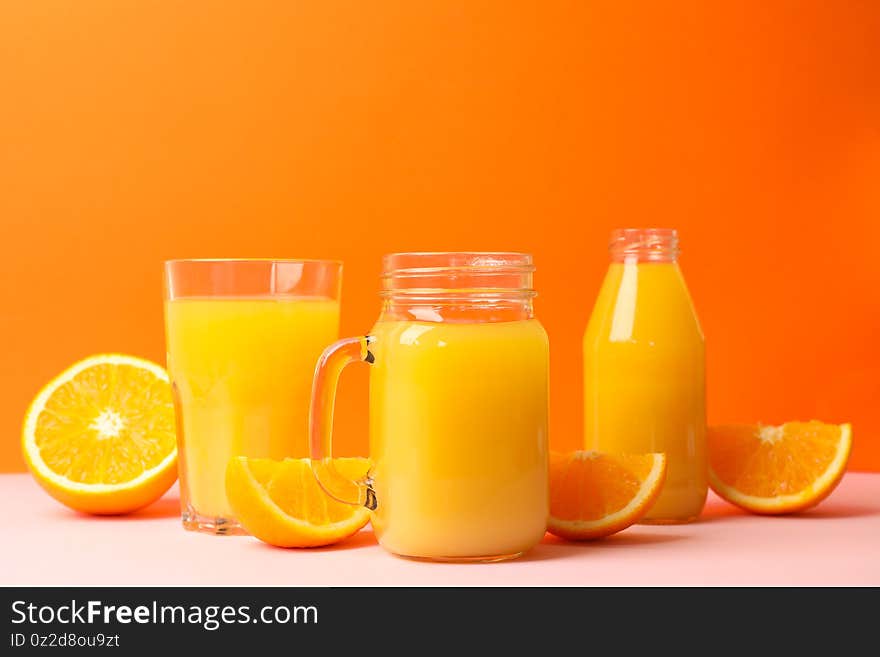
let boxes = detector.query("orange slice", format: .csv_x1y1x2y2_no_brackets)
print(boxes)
548,451,667,540
225,456,371,548
708,421,852,514
22,354,178,514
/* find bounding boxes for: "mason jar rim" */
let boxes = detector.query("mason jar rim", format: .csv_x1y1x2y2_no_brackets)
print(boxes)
381,252,534,277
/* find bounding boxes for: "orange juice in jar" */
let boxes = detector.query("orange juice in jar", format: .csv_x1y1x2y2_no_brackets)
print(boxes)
310,252,549,561
583,229,707,523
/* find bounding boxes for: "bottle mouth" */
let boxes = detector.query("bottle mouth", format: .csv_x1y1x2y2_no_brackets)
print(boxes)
381,252,536,299
609,228,679,262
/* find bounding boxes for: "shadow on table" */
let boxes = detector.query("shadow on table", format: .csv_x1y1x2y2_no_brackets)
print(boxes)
245,527,688,562
245,528,380,554
790,502,880,519
699,496,880,522
130,495,181,519
510,530,688,563
697,499,747,522
44,494,182,522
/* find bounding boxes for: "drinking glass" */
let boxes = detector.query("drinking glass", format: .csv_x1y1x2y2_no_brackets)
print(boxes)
164,258,342,534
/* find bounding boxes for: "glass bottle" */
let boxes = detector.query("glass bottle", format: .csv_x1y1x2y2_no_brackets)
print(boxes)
583,229,707,523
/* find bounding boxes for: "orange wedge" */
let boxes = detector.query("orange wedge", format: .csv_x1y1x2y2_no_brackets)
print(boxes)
708,421,852,514
225,456,371,548
548,451,667,540
22,354,178,514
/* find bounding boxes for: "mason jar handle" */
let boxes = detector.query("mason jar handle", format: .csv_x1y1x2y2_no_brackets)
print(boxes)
309,336,377,510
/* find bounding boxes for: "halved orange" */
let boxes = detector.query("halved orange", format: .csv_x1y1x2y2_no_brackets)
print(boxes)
22,354,178,514
708,421,852,514
548,451,667,540
225,456,371,548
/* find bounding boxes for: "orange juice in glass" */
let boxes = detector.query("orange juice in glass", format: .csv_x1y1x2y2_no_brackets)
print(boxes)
164,259,341,534
583,229,707,523
310,253,549,561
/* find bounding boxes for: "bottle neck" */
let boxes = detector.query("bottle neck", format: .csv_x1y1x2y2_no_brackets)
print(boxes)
609,228,679,264
379,252,536,323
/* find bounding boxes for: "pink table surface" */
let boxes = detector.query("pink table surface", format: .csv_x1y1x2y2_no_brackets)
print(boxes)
3,472,879,586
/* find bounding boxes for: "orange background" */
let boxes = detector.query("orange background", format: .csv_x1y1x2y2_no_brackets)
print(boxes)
1,1,878,473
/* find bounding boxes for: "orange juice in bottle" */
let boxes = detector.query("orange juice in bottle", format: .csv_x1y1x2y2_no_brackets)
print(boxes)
583,229,707,522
